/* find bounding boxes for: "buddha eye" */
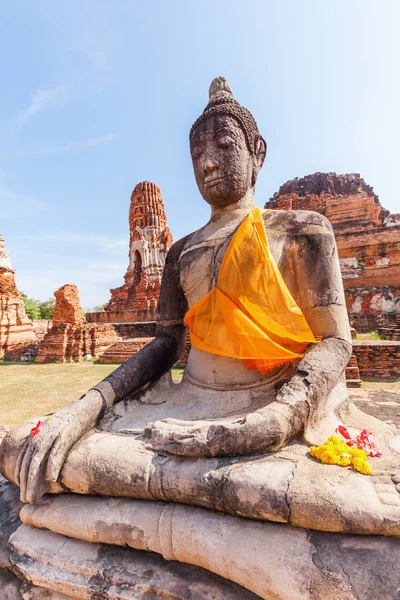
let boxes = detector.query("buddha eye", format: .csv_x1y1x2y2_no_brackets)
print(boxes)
191,146,203,159
218,136,234,148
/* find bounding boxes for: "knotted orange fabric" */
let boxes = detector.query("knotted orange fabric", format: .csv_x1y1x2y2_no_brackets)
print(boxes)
184,207,319,374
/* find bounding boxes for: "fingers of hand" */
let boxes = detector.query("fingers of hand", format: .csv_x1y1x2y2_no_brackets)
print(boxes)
149,423,210,457
19,438,38,503
19,438,51,504
19,424,59,504
45,430,71,483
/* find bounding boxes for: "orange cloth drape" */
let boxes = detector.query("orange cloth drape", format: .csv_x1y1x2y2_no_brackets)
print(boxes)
184,207,319,374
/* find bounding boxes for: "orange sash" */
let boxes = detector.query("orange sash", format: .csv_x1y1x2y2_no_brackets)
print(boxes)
184,207,319,374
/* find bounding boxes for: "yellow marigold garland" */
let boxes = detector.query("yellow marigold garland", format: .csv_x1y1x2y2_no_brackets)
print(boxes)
310,435,371,475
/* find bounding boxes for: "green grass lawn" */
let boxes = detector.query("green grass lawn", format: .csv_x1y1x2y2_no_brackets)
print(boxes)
0,362,184,425
0,361,397,427
355,331,382,340
361,378,400,391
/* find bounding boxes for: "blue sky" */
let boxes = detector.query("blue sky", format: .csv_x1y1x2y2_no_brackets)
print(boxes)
1,1,399,308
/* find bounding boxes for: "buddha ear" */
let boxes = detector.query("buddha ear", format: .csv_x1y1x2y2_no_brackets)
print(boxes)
252,135,267,186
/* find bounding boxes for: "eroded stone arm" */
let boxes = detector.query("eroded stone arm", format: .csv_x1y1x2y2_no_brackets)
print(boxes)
276,213,353,425
92,238,189,410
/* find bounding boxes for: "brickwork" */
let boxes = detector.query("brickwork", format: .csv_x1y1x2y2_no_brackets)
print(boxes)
83,182,173,363
378,314,400,340
352,340,400,378
98,338,154,363
0,234,37,360
105,182,172,321
52,284,84,327
266,173,400,332
32,320,52,342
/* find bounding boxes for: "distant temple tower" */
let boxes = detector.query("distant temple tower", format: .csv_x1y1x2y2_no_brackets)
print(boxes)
106,182,173,319
0,234,37,359
0,234,12,270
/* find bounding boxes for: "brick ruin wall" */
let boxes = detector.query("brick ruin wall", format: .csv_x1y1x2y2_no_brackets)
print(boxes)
36,284,119,363
266,173,400,332
0,235,37,360
352,341,400,379
86,310,158,326
32,320,52,342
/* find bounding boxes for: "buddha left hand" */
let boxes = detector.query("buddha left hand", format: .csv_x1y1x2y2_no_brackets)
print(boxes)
146,377,309,458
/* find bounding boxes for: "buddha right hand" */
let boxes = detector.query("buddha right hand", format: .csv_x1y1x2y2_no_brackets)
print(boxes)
17,389,104,504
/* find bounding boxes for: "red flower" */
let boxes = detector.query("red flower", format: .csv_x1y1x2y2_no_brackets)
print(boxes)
336,426,382,457
30,420,46,436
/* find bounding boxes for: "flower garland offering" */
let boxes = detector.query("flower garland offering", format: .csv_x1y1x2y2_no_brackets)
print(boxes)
336,425,382,457
309,427,382,475
310,436,372,474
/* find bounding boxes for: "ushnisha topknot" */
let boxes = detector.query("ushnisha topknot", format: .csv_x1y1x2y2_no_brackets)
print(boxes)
190,76,265,155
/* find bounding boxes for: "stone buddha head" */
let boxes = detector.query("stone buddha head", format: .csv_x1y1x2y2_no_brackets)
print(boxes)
190,77,267,208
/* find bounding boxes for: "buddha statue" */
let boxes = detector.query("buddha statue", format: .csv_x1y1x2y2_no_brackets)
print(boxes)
1,78,399,600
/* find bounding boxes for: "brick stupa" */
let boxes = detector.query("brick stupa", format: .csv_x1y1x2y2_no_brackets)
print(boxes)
266,173,400,333
0,234,37,360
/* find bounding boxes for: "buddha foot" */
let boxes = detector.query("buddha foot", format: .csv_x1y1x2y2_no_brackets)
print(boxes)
12,498,400,600
9,523,260,600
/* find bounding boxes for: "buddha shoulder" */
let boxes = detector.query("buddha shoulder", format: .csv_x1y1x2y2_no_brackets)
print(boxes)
263,209,334,238
163,233,195,265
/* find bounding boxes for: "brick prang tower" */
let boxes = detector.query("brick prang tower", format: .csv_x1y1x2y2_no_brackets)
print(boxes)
0,234,37,359
106,182,173,320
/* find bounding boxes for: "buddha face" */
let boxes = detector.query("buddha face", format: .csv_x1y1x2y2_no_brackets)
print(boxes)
190,114,257,208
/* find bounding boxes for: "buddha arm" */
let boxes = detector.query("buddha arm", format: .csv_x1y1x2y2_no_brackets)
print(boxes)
148,212,352,458
274,211,353,431
92,237,189,411
14,239,189,504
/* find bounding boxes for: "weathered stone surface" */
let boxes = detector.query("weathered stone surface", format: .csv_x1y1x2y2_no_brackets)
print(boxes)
266,173,400,332
350,387,400,428
10,525,260,600
0,570,23,600
0,476,23,599
0,234,37,360
0,477,22,570
11,508,400,600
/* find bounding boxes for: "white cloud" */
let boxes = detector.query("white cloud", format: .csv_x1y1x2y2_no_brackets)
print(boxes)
13,83,72,131
0,187,55,218
7,134,116,158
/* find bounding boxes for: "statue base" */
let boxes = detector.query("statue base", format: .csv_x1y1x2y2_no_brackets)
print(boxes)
1,480,399,600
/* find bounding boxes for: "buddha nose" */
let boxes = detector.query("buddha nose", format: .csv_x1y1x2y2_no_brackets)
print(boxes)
203,159,218,174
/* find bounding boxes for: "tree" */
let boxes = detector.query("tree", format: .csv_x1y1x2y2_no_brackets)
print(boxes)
20,292,41,320
39,298,56,320
84,304,107,314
